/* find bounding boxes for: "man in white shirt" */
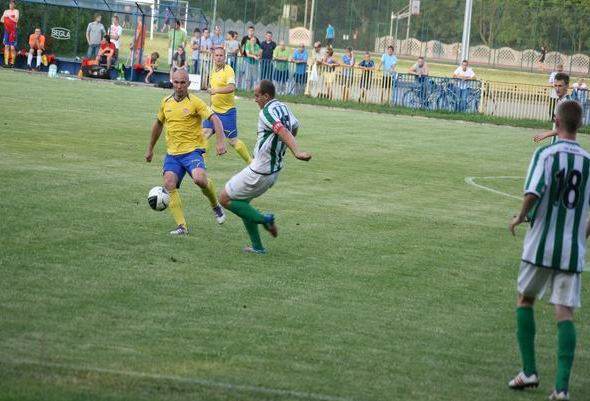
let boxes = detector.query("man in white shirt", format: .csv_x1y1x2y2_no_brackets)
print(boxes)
453,59,476,82
453,59,477,111
549,64,565,117
108,15,123,57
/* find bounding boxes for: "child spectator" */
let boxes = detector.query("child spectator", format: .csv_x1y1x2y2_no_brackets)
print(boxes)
145,51,159,83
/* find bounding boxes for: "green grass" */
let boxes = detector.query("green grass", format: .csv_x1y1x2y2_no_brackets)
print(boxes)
1,69,589,401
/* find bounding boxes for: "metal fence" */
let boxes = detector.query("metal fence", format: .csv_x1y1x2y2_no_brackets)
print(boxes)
199,56,481,113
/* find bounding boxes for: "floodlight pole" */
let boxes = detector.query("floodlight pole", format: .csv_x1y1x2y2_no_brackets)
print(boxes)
304,0,308,28
460,0,473,62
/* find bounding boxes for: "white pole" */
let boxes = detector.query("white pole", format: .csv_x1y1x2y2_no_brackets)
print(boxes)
460,0,473,61
212,0,217,28
304,0,308,28
150,3,155,40
389,11,393,39
405,0,411,55
309,0,315,42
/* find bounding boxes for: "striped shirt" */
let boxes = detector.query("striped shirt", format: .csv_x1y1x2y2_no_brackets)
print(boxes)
522,139,590,273
250,99,299,175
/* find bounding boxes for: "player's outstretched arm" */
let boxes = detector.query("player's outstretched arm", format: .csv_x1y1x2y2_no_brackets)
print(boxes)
210,114,227,156
275,126,311,161
146,120,163,162
509,193,538,236
533,130,556,143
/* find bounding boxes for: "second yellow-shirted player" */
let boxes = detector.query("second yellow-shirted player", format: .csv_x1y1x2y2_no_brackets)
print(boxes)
146,69,227,235
202,47,252,164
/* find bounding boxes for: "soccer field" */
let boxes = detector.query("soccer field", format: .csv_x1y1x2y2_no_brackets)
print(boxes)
0,70,589,401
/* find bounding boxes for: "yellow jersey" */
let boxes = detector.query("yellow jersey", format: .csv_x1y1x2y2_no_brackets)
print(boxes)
209,64,236,114
157,94,213,155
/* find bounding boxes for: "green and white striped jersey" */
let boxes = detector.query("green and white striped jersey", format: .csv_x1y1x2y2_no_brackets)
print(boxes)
522,139,590,272
250,99,300,175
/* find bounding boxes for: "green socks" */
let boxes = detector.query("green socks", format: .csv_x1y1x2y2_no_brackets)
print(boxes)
227,200,266,224
243,219,264,251
227,199,268,251
516,307,537,376
556,320,576,392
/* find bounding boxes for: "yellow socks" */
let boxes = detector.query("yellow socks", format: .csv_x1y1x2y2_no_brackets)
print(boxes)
168,189,187,228
10,49,15,65
3,48,9,65
232,139,252,164
201,179,219,207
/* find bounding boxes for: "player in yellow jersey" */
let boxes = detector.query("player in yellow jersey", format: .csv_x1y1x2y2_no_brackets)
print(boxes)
146,69,227,235
202,47,252,164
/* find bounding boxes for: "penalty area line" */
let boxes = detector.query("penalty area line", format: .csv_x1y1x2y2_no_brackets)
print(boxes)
3,358,357,401
464,176,522,201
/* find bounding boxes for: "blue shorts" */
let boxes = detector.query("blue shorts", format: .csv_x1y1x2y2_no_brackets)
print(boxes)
163,148,206,188
203,107,238,139
3,31,17,47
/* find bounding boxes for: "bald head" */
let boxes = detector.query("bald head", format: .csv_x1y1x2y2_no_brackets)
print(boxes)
172,68,189,81
171,69,190,99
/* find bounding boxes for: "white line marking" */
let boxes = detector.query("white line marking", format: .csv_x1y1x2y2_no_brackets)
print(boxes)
3,358,357,401
464,176,522,200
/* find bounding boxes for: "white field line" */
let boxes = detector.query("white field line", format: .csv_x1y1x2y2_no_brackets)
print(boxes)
3,358,357,401
464,176,522,201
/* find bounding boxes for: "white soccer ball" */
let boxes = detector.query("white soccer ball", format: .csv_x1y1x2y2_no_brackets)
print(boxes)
147,186,170,211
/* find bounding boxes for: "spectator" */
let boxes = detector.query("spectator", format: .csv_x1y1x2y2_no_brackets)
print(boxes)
96,34,115,69
409,56,429,78
326,23,335,47
453,59,476,81
453,59,476,111
200,27,213,86
573,78,588,91
260,31,276,81
1,0,19,67
309,41,326,96
313,41,326,66
341,47,355,100
358,51,375,102
211,25,224,49
377,45,397,103
272,40,289,95
161,7,172,32
322,47,339,99
538,45,547,71
190,28,201,74
200,27,213,53
225,30,239,71
86,14,106,59
240,25,259,56
168,19,187,64
290,43,308,95
108,15,123,57
27,27,45,70
144,51,159,83
243,36,261,90
130,18,146,65
171,46,187,73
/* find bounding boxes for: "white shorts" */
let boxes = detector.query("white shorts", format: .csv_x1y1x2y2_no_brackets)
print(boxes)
225,167,279,200
517,261,582,308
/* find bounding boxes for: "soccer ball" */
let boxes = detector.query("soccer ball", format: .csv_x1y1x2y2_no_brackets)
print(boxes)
147,186,170,211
